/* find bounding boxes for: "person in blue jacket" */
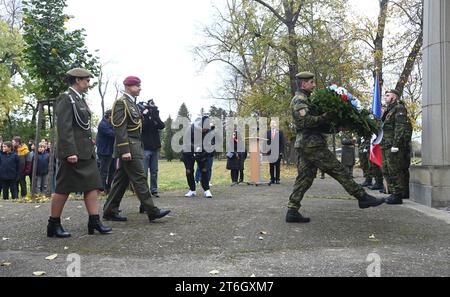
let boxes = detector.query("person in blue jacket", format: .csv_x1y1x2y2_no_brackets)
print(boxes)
96,109,116,194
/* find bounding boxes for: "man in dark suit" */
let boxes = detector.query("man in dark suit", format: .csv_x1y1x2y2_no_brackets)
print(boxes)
267,120,285,185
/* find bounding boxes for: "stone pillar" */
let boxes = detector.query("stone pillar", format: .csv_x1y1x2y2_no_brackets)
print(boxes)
410,0,450,208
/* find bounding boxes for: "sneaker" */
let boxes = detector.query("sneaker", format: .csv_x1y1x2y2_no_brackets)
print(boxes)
185,190,197,198
204,190,213,198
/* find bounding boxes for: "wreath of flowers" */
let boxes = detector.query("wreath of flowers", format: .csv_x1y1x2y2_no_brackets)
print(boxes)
309,84,378,136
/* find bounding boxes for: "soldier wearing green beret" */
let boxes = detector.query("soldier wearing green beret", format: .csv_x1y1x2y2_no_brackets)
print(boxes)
47,68,112,238
381,89,413,204
103,77,171,222
286,72,385,223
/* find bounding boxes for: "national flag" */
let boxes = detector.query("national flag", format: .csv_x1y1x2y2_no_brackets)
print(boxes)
370,75,383,168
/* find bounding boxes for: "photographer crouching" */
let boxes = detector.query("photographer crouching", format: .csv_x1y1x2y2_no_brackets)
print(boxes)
137,99,165,212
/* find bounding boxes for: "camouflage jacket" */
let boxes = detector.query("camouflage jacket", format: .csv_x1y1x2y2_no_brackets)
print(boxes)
381,100,412,149
291,90,329,149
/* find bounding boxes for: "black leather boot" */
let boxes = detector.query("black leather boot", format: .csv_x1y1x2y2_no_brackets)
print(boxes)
286,209,310,223
360,178,373,188
358,194,385,209
88,215,112,235
148,208,171,221
369,183,384,191
47,217,71,238
139,205,146,214
386,194,403,205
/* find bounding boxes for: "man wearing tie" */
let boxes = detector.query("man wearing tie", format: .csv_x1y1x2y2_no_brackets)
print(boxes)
266,120,285,185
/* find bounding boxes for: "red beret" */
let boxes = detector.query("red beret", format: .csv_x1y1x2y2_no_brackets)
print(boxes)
123,76,141,86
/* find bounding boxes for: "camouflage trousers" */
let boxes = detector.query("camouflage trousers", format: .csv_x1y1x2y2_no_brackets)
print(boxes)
382,145,411,196
288,146,366,210
360,151,383,183
359,151,371,178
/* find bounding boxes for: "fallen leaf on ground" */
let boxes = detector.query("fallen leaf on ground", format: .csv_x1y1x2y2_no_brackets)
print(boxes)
170,233,176,236
34,205,41,209
260,231,268,235
369,235,376,239
209,270,220,275
33,271,47,276
45,254,58,260
1,262,12,267
250,274,256,277
64,217,71,221
258,237,264,240
64,247,69,251
77,206,83,209
2,237,10,241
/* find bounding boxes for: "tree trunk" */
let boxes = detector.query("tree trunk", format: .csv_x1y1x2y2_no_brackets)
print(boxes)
395,30,423,95
374,0,389,88
31,102,44,200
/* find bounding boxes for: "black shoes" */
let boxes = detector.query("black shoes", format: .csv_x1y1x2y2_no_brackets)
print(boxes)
47,217,71,238
103,213,128,222
139,205,146,214
386,194,403,205
286,209,311,223
152,192,160,198
360,179,373,188
358,194,385,209
88,215,112,235
369,183,384,191
148,209,171,221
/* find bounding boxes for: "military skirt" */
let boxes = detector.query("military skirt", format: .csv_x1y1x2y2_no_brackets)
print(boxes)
55,158,102,194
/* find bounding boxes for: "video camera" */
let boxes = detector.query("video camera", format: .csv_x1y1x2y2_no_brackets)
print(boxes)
137,99,158,116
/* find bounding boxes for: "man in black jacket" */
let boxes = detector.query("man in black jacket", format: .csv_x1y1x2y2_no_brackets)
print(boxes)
266,120,285,185
140,99,165,198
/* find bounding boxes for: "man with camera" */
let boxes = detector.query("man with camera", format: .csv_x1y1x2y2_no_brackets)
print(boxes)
137,99,165,213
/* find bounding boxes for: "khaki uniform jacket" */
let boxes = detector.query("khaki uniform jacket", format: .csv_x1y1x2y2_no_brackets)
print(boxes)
111,94,144,159
55,88,95,160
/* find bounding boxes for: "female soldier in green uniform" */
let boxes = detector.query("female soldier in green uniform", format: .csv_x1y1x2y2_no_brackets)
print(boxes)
47,68,112,238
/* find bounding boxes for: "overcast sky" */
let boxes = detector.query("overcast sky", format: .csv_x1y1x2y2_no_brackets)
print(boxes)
65,0,379,121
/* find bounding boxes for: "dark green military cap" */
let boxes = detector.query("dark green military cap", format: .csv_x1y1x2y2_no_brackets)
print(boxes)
386,89,401,98
66,68,94,78
295,71,315,80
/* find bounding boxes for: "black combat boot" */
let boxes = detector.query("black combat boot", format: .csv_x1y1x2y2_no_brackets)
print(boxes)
369,183,384,191
88,215,112,235
47,217,71,238
286,209,311,223
358,194,385,209
360,178,373,188
386,194,403,205
148,208,171,222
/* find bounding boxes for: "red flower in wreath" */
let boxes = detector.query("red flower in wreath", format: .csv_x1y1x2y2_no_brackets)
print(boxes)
341,94,348,101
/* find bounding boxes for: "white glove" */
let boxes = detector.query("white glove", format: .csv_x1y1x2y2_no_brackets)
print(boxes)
391,147,399,153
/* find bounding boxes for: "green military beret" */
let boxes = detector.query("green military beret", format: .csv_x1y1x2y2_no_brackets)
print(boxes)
295,71,315,80
66,68,94,78
386,89,401,98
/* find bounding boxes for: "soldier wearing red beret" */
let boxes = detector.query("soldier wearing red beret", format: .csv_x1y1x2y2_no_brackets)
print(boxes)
103,76,171,222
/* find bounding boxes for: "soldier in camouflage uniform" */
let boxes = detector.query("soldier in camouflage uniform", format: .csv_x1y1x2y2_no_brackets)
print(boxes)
380,89,412,204
286,72,385,223
341,132,356,178
357,136,373,187
103,76,170,222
